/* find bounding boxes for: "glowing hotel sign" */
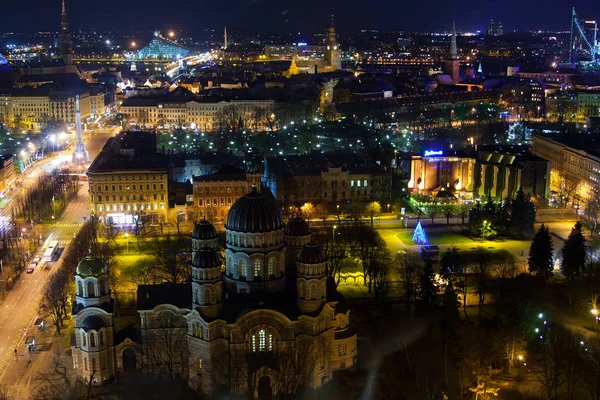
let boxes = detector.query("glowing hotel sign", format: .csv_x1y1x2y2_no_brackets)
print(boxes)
424,150,443,157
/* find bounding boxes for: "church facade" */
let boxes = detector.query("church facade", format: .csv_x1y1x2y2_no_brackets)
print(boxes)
71,189,357,397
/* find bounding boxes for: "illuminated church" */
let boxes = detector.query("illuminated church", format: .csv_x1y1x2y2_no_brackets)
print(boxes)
71,189,357,397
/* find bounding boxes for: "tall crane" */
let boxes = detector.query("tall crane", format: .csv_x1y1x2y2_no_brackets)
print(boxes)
569,8,599,64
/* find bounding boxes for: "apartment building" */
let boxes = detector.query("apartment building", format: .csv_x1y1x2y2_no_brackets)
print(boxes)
262,153,391,210
87,131,169,224
531,134,600,202
120,97,274,131
193,170,261,222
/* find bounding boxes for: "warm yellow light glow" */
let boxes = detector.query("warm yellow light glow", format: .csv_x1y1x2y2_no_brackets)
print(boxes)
169,31,175,38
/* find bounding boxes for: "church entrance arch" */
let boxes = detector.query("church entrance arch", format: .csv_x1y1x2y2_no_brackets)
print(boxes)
122,348,136,371
257,375,273,400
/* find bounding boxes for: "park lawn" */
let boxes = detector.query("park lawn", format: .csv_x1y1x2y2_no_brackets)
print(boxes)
396,230,474,245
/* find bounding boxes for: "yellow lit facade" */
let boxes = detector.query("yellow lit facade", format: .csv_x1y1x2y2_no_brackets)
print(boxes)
88,171,169,224
532,134,600,203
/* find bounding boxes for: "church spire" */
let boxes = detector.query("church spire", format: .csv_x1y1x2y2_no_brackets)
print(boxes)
223,26,228,49
450,20,458,60
60,0,73,65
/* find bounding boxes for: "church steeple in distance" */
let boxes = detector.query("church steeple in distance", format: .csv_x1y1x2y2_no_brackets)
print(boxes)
60,0,73,65
449,20,458,60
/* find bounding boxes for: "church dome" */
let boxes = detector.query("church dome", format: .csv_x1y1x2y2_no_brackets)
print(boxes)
226,189,284,233
192,247,222,269
192,218,218,240
285,216,310,237
297,243,327,264
76,256,108,277
81,315,106,331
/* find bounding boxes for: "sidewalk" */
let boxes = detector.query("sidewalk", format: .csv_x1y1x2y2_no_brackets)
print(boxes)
2,324,68,399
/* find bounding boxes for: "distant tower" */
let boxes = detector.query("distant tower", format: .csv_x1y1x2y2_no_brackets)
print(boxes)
487,19,496,36
445,21,460,83
72,95,89,165
224,26,228,50
325,15,341,71
59,0,73,65
497,21,504,36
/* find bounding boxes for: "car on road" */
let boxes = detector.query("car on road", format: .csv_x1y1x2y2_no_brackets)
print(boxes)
33,257,41,263
28,261,37,269
26,266,34,273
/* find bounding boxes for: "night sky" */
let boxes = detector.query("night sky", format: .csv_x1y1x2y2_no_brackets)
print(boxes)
1,0,598,35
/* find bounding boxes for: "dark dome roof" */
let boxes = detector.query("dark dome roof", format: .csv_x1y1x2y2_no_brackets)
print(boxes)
226,189,284,233
81,315,106,331
297,243,327,264
192,247,222,269
285,216,310,237
192,219,218,240
76,256,108,277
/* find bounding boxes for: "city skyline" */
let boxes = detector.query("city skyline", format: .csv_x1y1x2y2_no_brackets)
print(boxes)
0,0,598,35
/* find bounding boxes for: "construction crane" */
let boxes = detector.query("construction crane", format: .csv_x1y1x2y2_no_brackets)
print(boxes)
569,8,599,64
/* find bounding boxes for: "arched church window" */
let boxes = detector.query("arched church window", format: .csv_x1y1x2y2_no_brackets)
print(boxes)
310,284,317,299
227,256,233,273
87,281,95,297
194,288,199,303
84,357,88,371
204,289,211,304
299,282,305,299
90,332,96,347
77,281,83,296
259,329,266,352
99,279,106,296
268,258,275,276
81,332,87,347
254,260,261,278
99,331,104,345
238,259,245,278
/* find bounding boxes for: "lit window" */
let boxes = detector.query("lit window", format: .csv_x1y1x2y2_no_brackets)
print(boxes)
268,258,275,276
259,329,266,351
254,260,261,277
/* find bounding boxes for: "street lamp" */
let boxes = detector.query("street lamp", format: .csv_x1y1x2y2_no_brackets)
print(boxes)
333,225,337,243
592,309,598,326
387,203,391,213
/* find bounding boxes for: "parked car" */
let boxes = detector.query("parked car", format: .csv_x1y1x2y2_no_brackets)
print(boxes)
26,266,34,274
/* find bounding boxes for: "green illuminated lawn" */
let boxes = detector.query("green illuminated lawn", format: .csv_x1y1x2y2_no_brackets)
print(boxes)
395,230,474,245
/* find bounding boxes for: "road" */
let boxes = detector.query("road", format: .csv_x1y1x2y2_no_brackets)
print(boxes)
0,130,113,392
0,129,115,222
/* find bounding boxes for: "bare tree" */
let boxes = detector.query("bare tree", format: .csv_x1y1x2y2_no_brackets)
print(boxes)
149,234,190,284
141,311,188,382
31,349,87,400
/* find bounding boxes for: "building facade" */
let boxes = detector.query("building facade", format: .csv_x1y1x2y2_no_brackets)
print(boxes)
409,149,550,200
193,172,261,223
262,154,391,210
120,99,274,131
531,134,600,202
0,154,15,197
87,132,169,224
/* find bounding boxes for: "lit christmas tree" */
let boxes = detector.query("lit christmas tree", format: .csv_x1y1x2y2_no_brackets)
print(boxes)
412,221,428,245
